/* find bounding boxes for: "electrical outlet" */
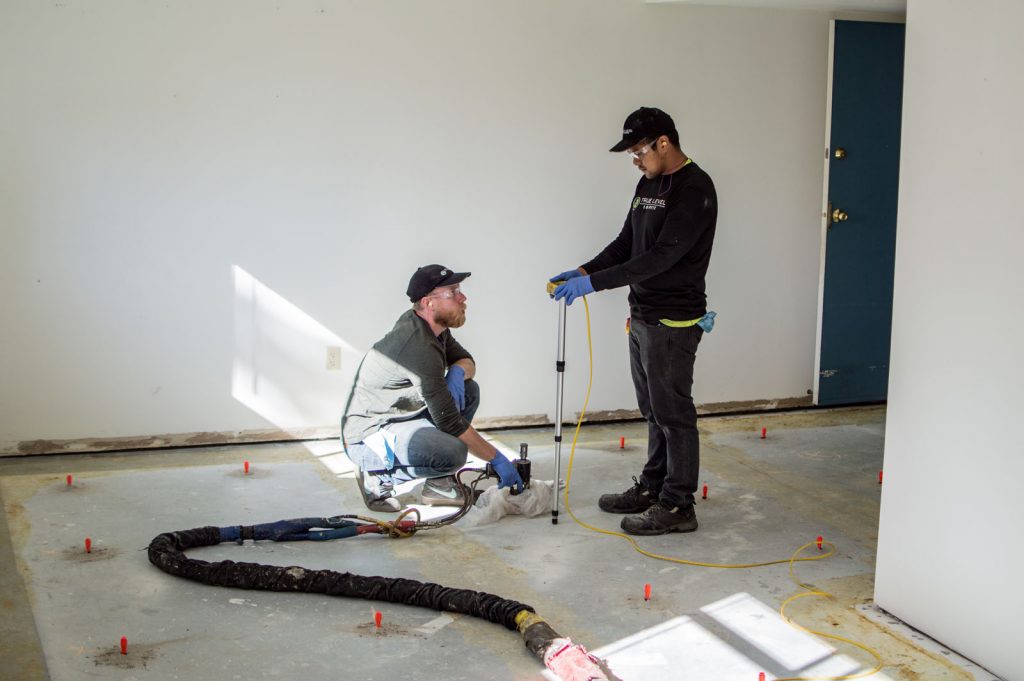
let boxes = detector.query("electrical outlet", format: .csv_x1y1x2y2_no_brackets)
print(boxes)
326,346,342,371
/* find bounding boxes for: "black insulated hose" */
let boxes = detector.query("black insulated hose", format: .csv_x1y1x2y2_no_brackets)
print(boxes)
147,525,535,631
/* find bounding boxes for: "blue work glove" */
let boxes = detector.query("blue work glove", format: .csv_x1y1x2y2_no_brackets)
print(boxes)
549,269,584,283
445,365,466,411
697,311,717,333
490,451,524,493
552,275,594,305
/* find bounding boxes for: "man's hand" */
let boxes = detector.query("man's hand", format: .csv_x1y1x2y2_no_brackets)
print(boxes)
549,268,584,283
552,275,594,305
490,451,524,493
445,365,466,411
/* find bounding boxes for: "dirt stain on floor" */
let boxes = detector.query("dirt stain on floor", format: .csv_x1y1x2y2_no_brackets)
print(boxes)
90,643,159,669
781,574,974,681
352,621,420,638
61,545,121,562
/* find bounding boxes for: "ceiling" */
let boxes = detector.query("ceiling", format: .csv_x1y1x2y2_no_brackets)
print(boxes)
647,0,906,13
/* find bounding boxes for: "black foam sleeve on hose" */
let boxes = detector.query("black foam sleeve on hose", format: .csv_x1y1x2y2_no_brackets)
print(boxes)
522,620,563,659
147,526,535,631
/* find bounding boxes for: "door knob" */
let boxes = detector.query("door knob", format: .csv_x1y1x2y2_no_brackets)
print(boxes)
832,208,849,223
834,147,847,159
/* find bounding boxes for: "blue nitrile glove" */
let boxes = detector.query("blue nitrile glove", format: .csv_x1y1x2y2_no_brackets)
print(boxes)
445,365,466,411
549,269,584,283
697,311,717,333
490,451,524,493
552,275,594,305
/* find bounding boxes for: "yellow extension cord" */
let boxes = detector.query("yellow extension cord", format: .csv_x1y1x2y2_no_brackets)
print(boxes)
560,296,884,681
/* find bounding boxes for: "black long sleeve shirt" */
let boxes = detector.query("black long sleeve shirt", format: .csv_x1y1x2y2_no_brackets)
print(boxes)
584,162,717,322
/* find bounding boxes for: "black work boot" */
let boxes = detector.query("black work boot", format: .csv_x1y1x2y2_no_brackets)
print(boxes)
620,501,698,536
598,476,657,514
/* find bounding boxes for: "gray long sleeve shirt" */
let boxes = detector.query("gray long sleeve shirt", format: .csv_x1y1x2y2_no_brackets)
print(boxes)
342,309,473,445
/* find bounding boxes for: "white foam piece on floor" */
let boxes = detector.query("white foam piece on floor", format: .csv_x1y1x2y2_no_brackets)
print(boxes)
540,592,878,681
700,592,833,670
543,614,769,681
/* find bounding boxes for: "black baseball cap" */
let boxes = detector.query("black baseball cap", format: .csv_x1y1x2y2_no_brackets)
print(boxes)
406,264,471,301
609,107,676,152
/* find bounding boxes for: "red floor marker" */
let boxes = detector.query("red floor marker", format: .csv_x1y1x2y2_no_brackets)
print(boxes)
619,436,625,449
66,474,73,487
702,484,708,500
120,636,127,655
759,673,766,681
244,460,250,475
374,611,382,628
85,537,92,553
878,470,883,484
817,535,823,551
760,427,767,439
643,583,651,601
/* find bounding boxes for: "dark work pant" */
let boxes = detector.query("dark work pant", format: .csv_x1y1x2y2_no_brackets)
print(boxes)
347,380,480,483
629,319,703,508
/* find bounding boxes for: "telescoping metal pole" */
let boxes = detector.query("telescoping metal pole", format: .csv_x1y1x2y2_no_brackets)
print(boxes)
552,297,567,524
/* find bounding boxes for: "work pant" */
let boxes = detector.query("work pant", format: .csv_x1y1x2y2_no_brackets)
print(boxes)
346,379,480,484
629,319,703,508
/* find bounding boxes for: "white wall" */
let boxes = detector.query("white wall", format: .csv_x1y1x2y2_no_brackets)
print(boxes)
0,0,832,446
875,1,1024,678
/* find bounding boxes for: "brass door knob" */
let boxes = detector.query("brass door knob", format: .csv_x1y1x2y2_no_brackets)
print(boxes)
832,208,849,223
834,147,847,159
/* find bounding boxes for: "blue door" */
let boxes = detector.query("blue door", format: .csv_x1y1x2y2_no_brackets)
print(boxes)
817,20,905,405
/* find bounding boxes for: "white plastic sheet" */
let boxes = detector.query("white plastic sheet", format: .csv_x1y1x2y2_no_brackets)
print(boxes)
459,480,557,528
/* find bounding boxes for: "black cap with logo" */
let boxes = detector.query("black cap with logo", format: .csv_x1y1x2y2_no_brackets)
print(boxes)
406,264,471,301
609,107,676,152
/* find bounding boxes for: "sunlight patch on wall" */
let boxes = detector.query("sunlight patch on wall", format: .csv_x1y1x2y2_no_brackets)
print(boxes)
232,265,362,456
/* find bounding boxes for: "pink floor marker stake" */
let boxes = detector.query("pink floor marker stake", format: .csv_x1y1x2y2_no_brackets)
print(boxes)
817,535,823,551
374,611,382,628
643,583,651,602
66,474,73,487
702,484,708,500
760,427,767,439
619,436,625,449
244,460,250,475
85,537,92,553
120,636,127,655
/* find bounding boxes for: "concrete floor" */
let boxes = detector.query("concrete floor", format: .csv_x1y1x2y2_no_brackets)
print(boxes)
0,406,1003,681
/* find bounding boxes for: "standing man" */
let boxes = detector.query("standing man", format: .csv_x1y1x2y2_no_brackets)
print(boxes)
342,264,523,513
550,107,717,536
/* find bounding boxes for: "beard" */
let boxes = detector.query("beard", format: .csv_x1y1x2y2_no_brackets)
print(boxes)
435,305,467,329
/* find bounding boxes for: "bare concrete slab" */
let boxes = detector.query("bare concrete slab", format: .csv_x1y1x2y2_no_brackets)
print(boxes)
0,407,1000,680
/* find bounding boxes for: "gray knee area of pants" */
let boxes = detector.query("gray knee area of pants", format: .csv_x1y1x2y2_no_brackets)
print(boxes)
406,427,468,477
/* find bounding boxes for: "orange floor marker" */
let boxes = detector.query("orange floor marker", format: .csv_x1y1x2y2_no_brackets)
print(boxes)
702,484,708,500
643,583,651,601
817,535,823,551
374,611,382,628
85,537,92,553
760,427,767,439
120,636,127,655
619,436,625,449
66,474,73,487
244,460,250,475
